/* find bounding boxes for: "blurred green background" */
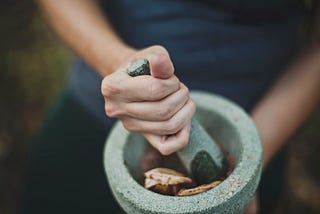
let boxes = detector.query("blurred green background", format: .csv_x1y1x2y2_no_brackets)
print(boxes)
0,1,319,214
0,1,71,213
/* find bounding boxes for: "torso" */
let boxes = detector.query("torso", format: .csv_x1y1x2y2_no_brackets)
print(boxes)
70,0,306,126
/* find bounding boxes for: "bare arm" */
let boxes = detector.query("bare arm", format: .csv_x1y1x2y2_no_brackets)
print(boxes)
245,6,320,214
37,0,195,155
37,0,135,76
252,47,320,169
251,4,320,169
247,47,320,214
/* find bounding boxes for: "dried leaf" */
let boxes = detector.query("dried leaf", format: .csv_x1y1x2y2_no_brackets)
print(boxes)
177,180,221,196
145,178,159,189
144,168,222,196
144,168,192,188
151,184,171,195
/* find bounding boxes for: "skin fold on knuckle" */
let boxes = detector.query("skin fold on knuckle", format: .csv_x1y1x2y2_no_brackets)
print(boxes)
162,119,180,135
101,77,110,96
147,79,166,100
157,99,194,135
104,103,124,118
155,86,186,121
101,76,122,98
155,102,174,121
104,104,116,117
163,77,180,97
188,99,196,116
172,77,180,93
182,84,190,99
179,85,190,107
148,76,180,101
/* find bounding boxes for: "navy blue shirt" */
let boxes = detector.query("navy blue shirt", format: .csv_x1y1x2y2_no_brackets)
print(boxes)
69,0,306,127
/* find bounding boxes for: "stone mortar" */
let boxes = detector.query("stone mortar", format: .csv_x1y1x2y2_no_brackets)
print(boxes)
104,91,262,213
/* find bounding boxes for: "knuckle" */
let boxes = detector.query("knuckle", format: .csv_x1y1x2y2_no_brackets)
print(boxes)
101,78,109,95
190,99,196,114
104,104,116,117
148,81,165,100
163,120,179,135
104,104,114,117
182,84,190,96
158,144,171,156
167,78,179,91
170,76,180,90
181,86,189,102
104,103,123,118
101,76,121,98
157,105,173,120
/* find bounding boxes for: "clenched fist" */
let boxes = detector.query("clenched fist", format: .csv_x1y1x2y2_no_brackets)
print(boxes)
101,45,195,155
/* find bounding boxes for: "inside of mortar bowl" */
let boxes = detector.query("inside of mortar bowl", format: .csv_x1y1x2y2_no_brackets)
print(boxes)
123,104,242,185
105,91,261,213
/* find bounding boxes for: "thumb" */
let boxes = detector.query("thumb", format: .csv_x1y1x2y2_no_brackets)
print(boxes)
145,46,175,79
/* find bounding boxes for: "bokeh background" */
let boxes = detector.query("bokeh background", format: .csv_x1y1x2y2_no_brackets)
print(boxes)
0,1,319,213
0,1,71,213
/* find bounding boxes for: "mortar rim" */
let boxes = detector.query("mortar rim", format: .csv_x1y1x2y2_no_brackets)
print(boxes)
104,90,262,213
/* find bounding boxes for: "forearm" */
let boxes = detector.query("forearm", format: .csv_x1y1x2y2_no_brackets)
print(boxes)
251,46,320,169
37,0,135,76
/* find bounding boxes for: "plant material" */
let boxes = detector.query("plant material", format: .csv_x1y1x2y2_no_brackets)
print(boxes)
144,168,192,195
144,167,222,196
177,180,221,196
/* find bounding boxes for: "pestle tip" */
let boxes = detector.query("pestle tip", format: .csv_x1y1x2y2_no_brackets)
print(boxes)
191,151,227,184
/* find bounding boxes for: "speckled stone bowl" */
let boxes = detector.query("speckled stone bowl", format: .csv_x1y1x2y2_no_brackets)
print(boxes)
104,91,262,213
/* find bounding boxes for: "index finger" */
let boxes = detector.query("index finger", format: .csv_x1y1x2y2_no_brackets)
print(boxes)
122,74,180,101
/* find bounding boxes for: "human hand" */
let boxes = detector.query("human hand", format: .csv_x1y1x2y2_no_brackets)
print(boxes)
101,45,195,155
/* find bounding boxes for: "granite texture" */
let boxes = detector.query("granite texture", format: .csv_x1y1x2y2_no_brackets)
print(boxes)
127,59,150,77
179,118,225,183
104,91,262,213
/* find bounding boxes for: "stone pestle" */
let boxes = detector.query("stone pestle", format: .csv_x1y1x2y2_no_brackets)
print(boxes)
127,59,226,183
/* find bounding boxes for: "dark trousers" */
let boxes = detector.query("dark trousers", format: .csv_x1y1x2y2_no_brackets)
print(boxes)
19,91,122,213
19,90,286,214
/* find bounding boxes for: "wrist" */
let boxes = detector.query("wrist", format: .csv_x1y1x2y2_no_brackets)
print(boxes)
97,43,137,76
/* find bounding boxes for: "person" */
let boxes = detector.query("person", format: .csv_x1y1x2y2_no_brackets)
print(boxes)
20,0,320,213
